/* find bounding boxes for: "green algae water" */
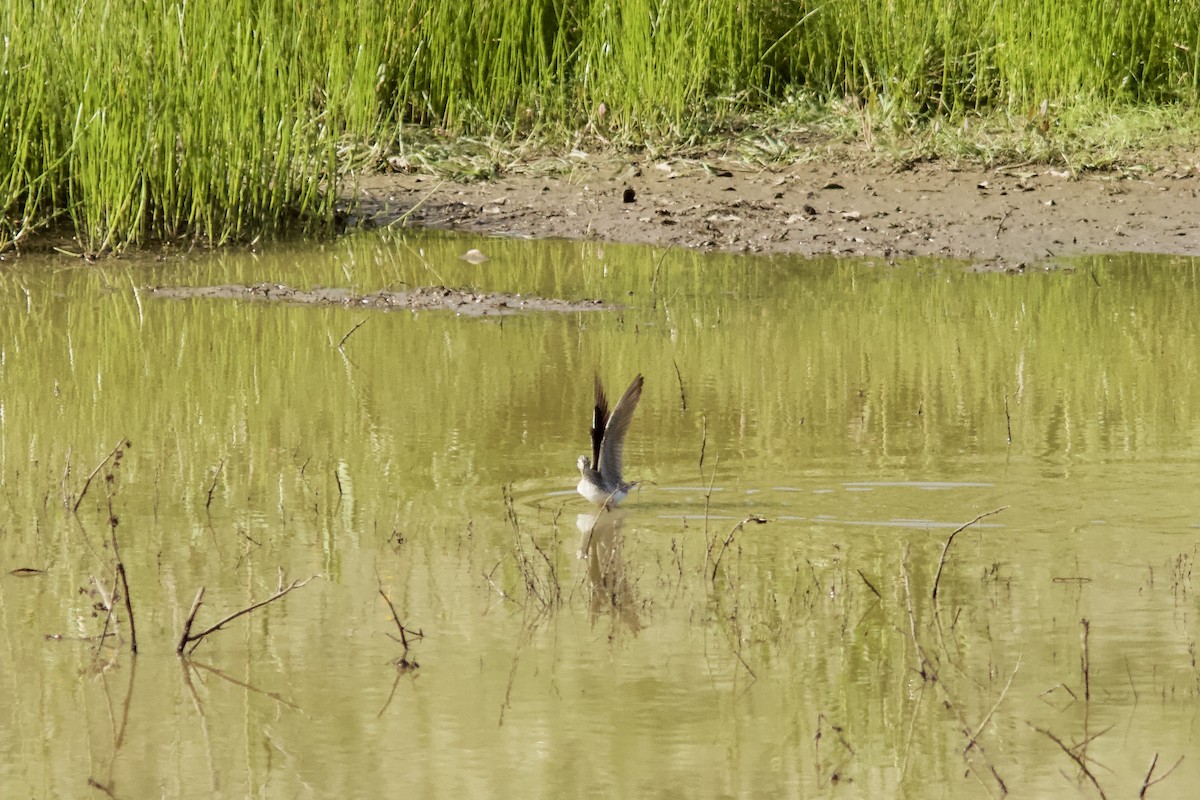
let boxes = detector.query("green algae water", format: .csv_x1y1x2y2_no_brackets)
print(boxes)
1,235,1198,798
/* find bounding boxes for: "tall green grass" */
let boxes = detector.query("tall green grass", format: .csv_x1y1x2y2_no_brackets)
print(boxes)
2,0,1198,253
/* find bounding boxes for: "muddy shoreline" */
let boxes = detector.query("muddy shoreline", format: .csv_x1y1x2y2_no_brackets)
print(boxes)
355,150,1200,269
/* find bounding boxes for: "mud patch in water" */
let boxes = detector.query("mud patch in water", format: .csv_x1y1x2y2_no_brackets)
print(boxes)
144,282,614,315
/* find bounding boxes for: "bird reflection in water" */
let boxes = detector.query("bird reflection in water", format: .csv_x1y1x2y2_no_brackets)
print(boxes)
576,508,641,634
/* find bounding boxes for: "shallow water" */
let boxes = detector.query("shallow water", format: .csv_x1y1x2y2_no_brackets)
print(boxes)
1,235,1198,798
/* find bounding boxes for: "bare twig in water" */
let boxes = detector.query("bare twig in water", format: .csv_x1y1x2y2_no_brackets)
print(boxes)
709,516,768,581
376,571,423,669
672,358,687,411
700,451,720,573
931,507,1008,602
1140,753,1185,798
72,438,130,513
177,570,316,656
1081,618,1091,702
1034,726,1108,800
698,415,708,476
205,459,224,510
1004,394,1013,444
178,588,205,652
337,319,367,350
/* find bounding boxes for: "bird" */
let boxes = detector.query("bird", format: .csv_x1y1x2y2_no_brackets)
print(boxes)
577,374,644,508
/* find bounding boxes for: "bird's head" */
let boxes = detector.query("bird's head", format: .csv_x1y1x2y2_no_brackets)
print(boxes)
576,455,591,473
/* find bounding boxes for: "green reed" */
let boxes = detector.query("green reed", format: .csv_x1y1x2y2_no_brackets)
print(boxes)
2,0,1198,253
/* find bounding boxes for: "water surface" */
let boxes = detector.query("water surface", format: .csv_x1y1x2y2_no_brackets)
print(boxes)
1,236,1198,798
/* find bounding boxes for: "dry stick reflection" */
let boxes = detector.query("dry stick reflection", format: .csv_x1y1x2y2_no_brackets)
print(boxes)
1034,725,1110,800
503,484,562,610
498,607,551,728
901,545,1009,796
87,647,139,796
177,570,316,656
1140,753,1185,798
106,489,137,654
187,659,304,712
965,656,1021,754
814,713,855,789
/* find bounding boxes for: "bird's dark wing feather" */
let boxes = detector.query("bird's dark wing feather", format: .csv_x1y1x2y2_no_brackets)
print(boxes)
590,374,609,467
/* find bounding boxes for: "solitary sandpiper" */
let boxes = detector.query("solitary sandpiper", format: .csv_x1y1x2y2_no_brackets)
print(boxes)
576,374,644,508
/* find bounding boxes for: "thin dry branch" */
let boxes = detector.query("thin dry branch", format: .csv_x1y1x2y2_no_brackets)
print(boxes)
375,572,424,666
177,571,316,656
1004,394,1013,444
72,438,129,513
932,507,1008,601
205,459,225,510
337,319,367,350
672,358,687,411
709,516,768,581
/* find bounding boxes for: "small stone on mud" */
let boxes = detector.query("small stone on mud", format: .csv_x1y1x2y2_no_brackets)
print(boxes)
623,187,636,203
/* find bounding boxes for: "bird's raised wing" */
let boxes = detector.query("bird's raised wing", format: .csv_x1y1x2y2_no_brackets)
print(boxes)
597,374,643,486
590,375,609,468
